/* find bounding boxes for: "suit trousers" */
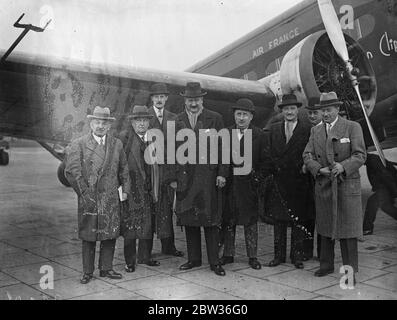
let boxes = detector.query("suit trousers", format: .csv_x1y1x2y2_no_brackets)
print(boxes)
273,222,305,262
223,223,258,258
82,239,116,274
302,219,322,259
124,238,154,266
320,236,358,273
185,226,220,265
160,216,178,254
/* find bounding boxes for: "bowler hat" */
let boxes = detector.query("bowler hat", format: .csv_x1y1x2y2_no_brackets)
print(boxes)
305,96,321,110
87,106,116,121
149,83,169,96
232,98,255,113
180,82,207,98
128,105,154,119
316,92,344,108
278,94,302,109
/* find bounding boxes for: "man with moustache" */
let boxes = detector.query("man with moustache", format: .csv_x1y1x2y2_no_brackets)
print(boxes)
120,105,162,272
263,94,313,269
65,106,130,284
303,92,366,282
175,82,228,276
220,98,265,270
147,83,183,257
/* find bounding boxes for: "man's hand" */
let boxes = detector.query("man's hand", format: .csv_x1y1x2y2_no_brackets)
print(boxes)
331,162,344,177
216,176,226,188
301,164,307,174
319,167,331,177
170,181,177,189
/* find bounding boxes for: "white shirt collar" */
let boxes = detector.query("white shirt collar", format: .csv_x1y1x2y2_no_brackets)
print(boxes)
327,116,339,130
315,120,323,127
153,106,163,117
237,127,248,140
284,120,298,131
137,132,147,142
92,134,106,145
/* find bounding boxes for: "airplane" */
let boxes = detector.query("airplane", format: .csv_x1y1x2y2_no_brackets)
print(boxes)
0,0,396,187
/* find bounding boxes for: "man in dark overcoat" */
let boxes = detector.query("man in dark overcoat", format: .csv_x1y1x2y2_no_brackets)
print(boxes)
119,105,162,272
220,98,265,270
175,82,228,276
263,94,313,269
65,106,130,284
302,97,323,260
303,92,366,282
147,83,183,257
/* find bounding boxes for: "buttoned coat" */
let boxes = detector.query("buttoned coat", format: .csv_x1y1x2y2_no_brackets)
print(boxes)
223,124,266,226
65,133,130,241
119,129,158,239
262,120,314,224
303,117,366,239
148,106,178,238
175,108,228,227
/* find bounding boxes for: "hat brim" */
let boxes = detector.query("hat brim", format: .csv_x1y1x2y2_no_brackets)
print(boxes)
127,114,154,119
232,106,255,113
305,105,322,110
278,102,302,108
317,101,344,108
87,115,116,121
179,91,207,97
150,91,169,96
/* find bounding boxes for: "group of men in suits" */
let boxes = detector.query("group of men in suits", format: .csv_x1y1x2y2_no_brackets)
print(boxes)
66,79,367,285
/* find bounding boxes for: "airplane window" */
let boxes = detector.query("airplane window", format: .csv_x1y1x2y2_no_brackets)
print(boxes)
241,70,258,80
265,56,284,76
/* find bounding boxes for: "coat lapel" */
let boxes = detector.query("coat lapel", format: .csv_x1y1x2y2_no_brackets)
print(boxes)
131,133,146,180
149,107,161,129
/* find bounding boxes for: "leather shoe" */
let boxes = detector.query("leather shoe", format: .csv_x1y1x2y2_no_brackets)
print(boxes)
170,250,184,257
210,264,226,276
248,258,262,270
80,273,93,284
124,265,135,273
363,229,373,236
267,258,285,267
314,268,334,277
99,270,122,279
292,260,304,269
219,256,234,265
145,259,160,267
179,261,202,270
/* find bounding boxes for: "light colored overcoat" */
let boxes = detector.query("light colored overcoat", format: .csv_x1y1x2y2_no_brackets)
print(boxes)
303,116,366,239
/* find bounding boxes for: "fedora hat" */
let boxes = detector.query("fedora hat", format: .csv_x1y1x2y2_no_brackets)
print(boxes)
128,105,153,119
149,83,169,96
180,82,207,98
232,98,255,113
305,96,321,110
87,106,116,121
316,92,343,108
278,94,302,109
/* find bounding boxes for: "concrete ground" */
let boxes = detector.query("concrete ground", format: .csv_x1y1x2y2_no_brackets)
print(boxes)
0,145,396,300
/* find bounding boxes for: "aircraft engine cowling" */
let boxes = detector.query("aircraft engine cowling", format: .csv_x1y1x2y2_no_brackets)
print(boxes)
279,30,377,120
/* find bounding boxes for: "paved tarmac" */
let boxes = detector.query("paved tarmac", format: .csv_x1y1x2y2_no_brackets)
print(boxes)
0,146,396,300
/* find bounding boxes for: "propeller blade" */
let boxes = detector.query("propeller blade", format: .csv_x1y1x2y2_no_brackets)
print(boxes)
317,0,387,166
317,0,349,61
353,85,387,167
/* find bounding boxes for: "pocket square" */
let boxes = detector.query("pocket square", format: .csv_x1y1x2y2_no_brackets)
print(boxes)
340,138,350,143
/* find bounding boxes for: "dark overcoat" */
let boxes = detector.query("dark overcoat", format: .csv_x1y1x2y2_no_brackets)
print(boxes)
303,117,366,239
65,133,130,241
262,120,314,224
148,107,177,238
175,108,228,227
223,124,266,226
119,129,156,239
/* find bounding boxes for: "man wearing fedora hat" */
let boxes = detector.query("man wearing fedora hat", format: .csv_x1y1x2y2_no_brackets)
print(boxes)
147,83,184,258
119,105,162,271
220,98,266,270
65,106,130,284
302,96,324,261
304,92,366,282
175,82,228,276
262,93,314,269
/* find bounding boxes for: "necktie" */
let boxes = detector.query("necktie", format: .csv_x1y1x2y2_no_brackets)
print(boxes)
285,122,293,143
99,137,104,145
327,123,331,134
158,110,163,124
